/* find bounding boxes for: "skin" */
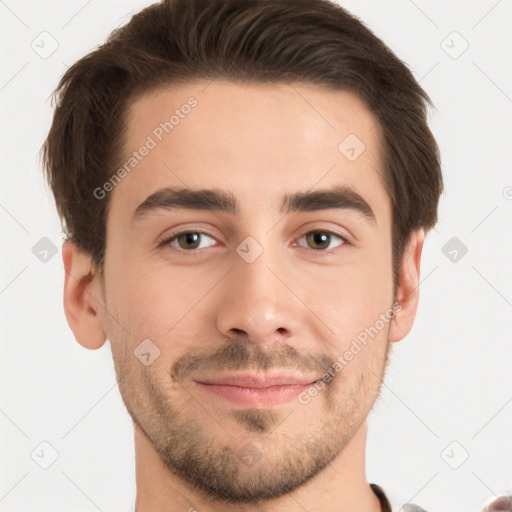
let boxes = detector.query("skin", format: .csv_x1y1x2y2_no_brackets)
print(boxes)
62,80,425,512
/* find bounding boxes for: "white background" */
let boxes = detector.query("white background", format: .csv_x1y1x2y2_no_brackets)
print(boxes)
1,1,511,511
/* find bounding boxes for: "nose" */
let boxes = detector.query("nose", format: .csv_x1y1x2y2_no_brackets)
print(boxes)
215,244,301,345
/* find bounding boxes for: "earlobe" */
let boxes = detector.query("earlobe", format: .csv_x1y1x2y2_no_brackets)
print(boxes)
62,240,107,350
389,229,425,343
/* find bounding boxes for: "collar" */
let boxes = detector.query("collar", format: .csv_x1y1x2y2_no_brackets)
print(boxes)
370,483,392,512
370,484,429,512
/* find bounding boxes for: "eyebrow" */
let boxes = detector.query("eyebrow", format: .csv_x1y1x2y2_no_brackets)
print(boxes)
132,185,376,223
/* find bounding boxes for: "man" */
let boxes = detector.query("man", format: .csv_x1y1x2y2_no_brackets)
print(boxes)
41,0,442,510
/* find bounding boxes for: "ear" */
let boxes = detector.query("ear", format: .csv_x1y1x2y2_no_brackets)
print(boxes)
389,228,425,343
62,240,107,350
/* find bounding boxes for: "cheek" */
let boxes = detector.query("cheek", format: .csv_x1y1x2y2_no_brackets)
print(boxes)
103,249,220,365
301,254,392,342
102,245,164,346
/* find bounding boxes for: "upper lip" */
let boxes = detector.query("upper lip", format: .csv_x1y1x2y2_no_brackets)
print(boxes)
194,372,318,388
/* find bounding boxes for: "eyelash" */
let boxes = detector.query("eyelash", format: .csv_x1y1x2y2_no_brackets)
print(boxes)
157,229,349,256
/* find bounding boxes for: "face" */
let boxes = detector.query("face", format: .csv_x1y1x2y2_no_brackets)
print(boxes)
97,80,397,502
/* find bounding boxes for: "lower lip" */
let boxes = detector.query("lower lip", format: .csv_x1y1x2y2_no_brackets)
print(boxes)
195,382,315,407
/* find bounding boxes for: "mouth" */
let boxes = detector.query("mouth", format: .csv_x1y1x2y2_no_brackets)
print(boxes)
193,372,319,407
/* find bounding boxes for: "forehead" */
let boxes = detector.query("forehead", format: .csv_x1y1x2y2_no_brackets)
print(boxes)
110,79,389,225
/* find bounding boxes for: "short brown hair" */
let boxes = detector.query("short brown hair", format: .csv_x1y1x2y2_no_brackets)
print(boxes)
41,0,443,285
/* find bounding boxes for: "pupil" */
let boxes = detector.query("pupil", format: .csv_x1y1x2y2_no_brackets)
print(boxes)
311,232,329,249
178,232,331,250
182,233,199,248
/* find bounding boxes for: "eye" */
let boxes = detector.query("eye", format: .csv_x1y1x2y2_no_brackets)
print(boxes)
158,229,347,254
158,230,217,251
296,230,347,252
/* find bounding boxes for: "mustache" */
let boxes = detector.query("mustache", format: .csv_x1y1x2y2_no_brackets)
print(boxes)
171,340,334,382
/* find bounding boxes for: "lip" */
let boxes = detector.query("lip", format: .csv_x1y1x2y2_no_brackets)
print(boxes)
195,372,318,388
194,372,318,407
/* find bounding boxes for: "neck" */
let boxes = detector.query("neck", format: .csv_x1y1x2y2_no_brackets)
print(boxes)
133,419,382,512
